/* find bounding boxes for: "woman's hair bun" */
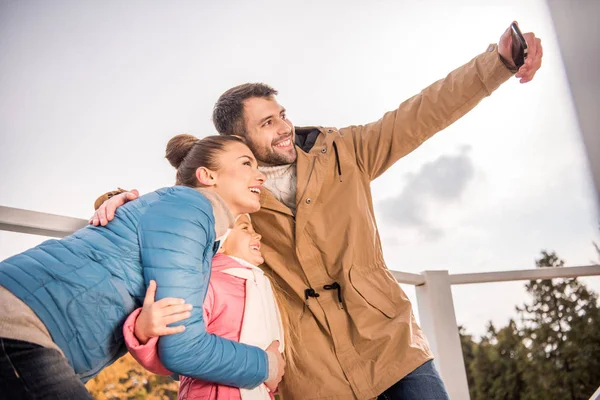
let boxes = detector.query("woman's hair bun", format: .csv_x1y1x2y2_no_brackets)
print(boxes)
165,134,198,168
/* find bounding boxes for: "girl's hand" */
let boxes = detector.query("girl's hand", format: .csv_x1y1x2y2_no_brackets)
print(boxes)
134,280,193,344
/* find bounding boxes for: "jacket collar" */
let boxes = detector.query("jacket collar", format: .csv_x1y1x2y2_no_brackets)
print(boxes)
258,126,335,217
212,253,260,272
259,185,295,217
295,127,322,153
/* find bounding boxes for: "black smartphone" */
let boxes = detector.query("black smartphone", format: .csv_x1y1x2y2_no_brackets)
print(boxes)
510,22,528,68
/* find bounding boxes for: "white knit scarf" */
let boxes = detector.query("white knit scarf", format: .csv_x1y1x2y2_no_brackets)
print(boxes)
220,256,285,400
260,164,297,214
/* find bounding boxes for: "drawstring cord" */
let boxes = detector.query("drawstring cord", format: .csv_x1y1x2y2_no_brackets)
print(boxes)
332,141,342,182
304,288,320,300
304,282,343,309
323,282,343,309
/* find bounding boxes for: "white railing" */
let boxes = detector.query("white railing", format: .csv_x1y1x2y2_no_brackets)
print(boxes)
591,386,600,400
1,206,600,400
391,266,600,400
0,206,87,238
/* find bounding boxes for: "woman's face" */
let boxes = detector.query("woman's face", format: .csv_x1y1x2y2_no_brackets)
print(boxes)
221,214,264,266
209,141,266,216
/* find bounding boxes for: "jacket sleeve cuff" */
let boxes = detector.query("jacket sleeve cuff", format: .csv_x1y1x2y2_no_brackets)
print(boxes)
123,308,173,376
478,43,516,94
266,351,278,383
498,52,519,73
93,188,128,210
123,308,148,348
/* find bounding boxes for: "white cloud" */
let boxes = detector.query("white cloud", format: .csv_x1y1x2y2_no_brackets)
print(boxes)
378,146,475,239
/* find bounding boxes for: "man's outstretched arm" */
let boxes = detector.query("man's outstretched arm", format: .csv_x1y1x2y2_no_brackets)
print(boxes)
341,22,543,181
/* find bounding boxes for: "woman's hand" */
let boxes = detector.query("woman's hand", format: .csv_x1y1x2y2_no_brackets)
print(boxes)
134,280,193,344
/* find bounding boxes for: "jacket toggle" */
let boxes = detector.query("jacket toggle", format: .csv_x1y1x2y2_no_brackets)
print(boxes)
323,282,343,309
304,288,320,300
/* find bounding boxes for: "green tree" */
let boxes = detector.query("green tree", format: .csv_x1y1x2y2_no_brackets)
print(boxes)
459,325,477,398
489,320,527,399
460,249,600,399
469,324,496,399
518,251,600,400
468,321,526,400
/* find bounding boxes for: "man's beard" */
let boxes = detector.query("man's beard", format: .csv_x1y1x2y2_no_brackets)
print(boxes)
246,136,297,166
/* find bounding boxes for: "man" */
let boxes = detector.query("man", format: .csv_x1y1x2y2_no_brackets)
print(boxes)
93,23,542,399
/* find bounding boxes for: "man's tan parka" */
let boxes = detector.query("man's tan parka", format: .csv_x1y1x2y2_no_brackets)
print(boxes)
251,45,513,400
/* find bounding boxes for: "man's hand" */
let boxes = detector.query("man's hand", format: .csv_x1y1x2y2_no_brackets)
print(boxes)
90,189,139,226
264,340,285,392
134,280,192,345
498,22,543,84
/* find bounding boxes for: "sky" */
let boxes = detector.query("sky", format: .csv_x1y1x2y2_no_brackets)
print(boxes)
0,0,598,338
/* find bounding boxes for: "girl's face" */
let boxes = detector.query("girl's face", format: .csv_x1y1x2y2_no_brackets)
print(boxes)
221,214,264,266
208,141,266,216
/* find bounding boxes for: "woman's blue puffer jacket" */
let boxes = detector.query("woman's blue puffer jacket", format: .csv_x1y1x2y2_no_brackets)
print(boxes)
0,186,268,386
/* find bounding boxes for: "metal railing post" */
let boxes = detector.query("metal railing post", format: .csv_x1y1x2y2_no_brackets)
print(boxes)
416,270,470,400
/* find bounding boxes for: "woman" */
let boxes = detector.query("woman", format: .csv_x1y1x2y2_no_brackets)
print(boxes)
0,134,284,399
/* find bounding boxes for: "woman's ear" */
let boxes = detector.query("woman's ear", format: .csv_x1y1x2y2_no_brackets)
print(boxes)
196,167,217,186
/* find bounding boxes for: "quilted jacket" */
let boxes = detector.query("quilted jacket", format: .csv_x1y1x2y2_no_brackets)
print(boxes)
0,186,268,385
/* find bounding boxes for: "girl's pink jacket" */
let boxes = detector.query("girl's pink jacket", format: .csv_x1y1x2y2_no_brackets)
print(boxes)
123,253,274,400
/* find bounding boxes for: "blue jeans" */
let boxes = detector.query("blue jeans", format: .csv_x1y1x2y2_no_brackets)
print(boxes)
0,338,92,400
378,360,450,400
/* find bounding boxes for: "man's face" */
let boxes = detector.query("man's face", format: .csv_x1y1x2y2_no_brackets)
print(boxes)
242,96,296,166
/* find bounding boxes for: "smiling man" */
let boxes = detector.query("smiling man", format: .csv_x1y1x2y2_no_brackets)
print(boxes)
214,90,299,214
94,23,543,400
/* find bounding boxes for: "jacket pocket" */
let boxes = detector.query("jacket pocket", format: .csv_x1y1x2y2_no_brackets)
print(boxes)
348,264,405,319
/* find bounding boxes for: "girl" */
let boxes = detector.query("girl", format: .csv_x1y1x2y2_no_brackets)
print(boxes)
123,213,291,400
0,134,284,399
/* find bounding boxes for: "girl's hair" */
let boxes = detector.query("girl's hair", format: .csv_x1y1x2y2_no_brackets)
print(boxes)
267,274,301,375
165,134,247,186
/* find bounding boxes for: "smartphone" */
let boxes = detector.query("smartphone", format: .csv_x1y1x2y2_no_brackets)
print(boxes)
510,22,528,68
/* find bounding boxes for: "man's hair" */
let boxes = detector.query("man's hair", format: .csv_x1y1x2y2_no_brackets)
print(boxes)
212,83,278,136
